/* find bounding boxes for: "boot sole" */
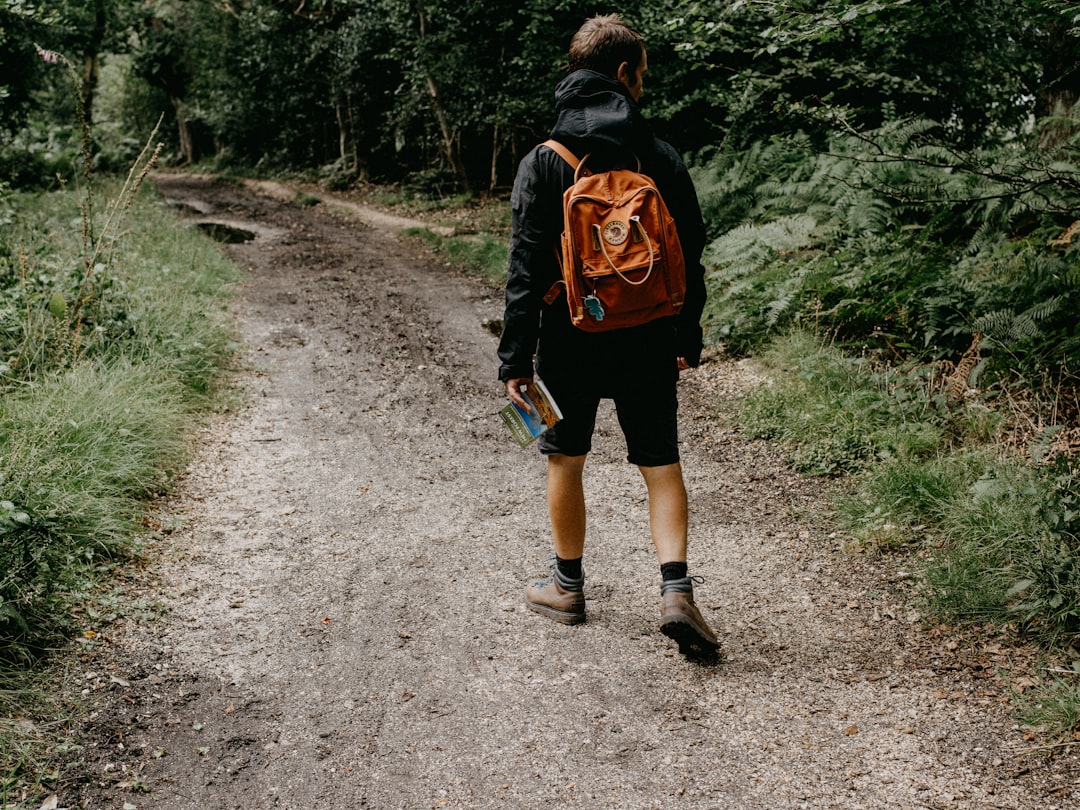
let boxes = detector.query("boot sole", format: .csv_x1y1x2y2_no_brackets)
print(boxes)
660,615,720,660
525,598,586,625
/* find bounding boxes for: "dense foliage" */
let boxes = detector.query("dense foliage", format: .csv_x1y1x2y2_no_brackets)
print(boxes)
3,1,1074,186
8,1,1076,376
696,118,1080,379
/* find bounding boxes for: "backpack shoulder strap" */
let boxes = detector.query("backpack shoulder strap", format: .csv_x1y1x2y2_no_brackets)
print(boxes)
541,139,581,171
539,139,580,306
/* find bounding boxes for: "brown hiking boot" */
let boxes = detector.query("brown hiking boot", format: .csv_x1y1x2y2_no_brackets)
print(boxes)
660,590,720,659
525,577,585,625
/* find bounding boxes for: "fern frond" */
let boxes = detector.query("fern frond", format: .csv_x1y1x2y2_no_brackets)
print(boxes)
973,296,1065,343
765,288,797,328
1024,294,1065,323
705,214,818,279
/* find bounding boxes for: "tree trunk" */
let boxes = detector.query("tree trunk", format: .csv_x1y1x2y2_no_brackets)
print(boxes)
171,95,196,165
1036,19,1080,152
335,94,364,180
416,2,471,192
79,3,107,126
424,74,470,191
490,123,499,192
348,94,365,180
336,100,348,165
81,53,99,127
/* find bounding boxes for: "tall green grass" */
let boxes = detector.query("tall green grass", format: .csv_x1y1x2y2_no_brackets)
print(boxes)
0,175,240,801
925,458,1080,637
1,361,188,651
1,179,239,655
739,331,954,475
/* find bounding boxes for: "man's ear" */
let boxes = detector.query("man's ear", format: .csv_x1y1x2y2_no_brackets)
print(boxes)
615,61,630,84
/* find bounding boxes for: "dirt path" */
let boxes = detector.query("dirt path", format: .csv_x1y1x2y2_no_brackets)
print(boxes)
64,175,1078,809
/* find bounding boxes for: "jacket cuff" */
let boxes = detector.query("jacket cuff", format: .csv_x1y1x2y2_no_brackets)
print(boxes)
498,364,534,383
676,325,704,368
680,346,702,368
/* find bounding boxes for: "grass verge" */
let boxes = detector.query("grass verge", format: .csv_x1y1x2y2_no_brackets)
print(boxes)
404,226,509,286
0,175,241,804
740,330,1080,741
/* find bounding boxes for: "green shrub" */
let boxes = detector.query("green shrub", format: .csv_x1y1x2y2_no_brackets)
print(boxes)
0,121,82,190
925,458,1080,641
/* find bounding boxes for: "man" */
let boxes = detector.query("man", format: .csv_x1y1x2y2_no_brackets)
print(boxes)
498,14,718,659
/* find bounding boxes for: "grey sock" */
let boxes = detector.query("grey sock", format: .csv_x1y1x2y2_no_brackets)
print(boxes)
554,567,585,592
660,575,694,595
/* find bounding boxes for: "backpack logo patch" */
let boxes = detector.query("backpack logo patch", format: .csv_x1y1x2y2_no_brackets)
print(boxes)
602,220,629,246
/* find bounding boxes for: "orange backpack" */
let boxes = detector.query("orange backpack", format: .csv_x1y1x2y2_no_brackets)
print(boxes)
541,139,686,332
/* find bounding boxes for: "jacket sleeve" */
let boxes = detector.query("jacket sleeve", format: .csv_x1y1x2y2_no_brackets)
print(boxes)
664,149,708,367
497,149,562,382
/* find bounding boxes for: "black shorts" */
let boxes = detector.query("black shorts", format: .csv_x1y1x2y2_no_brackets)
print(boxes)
537,354,680,467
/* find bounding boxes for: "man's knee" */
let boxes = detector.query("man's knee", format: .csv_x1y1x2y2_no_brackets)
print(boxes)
549,452,588,472
638,461,687,493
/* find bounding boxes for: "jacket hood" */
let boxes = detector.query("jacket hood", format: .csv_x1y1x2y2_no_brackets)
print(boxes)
549,70,653,158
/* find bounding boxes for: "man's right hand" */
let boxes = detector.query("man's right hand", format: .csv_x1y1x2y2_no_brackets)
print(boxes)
504,377,534,413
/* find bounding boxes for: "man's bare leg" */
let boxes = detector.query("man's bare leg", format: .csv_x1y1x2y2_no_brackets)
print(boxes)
547,453,587,560
640,462,719,658
638,462,688,564
524,453,588,624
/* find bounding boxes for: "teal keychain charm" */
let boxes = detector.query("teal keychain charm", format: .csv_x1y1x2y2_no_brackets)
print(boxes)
583,294,605,321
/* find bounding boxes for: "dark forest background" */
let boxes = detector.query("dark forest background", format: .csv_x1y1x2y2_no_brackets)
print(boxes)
4,1,1078,190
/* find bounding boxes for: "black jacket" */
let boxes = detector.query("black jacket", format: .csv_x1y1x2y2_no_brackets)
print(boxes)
497,70,707,383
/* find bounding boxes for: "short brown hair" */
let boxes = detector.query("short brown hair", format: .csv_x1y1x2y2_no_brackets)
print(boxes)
567,14,645,77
